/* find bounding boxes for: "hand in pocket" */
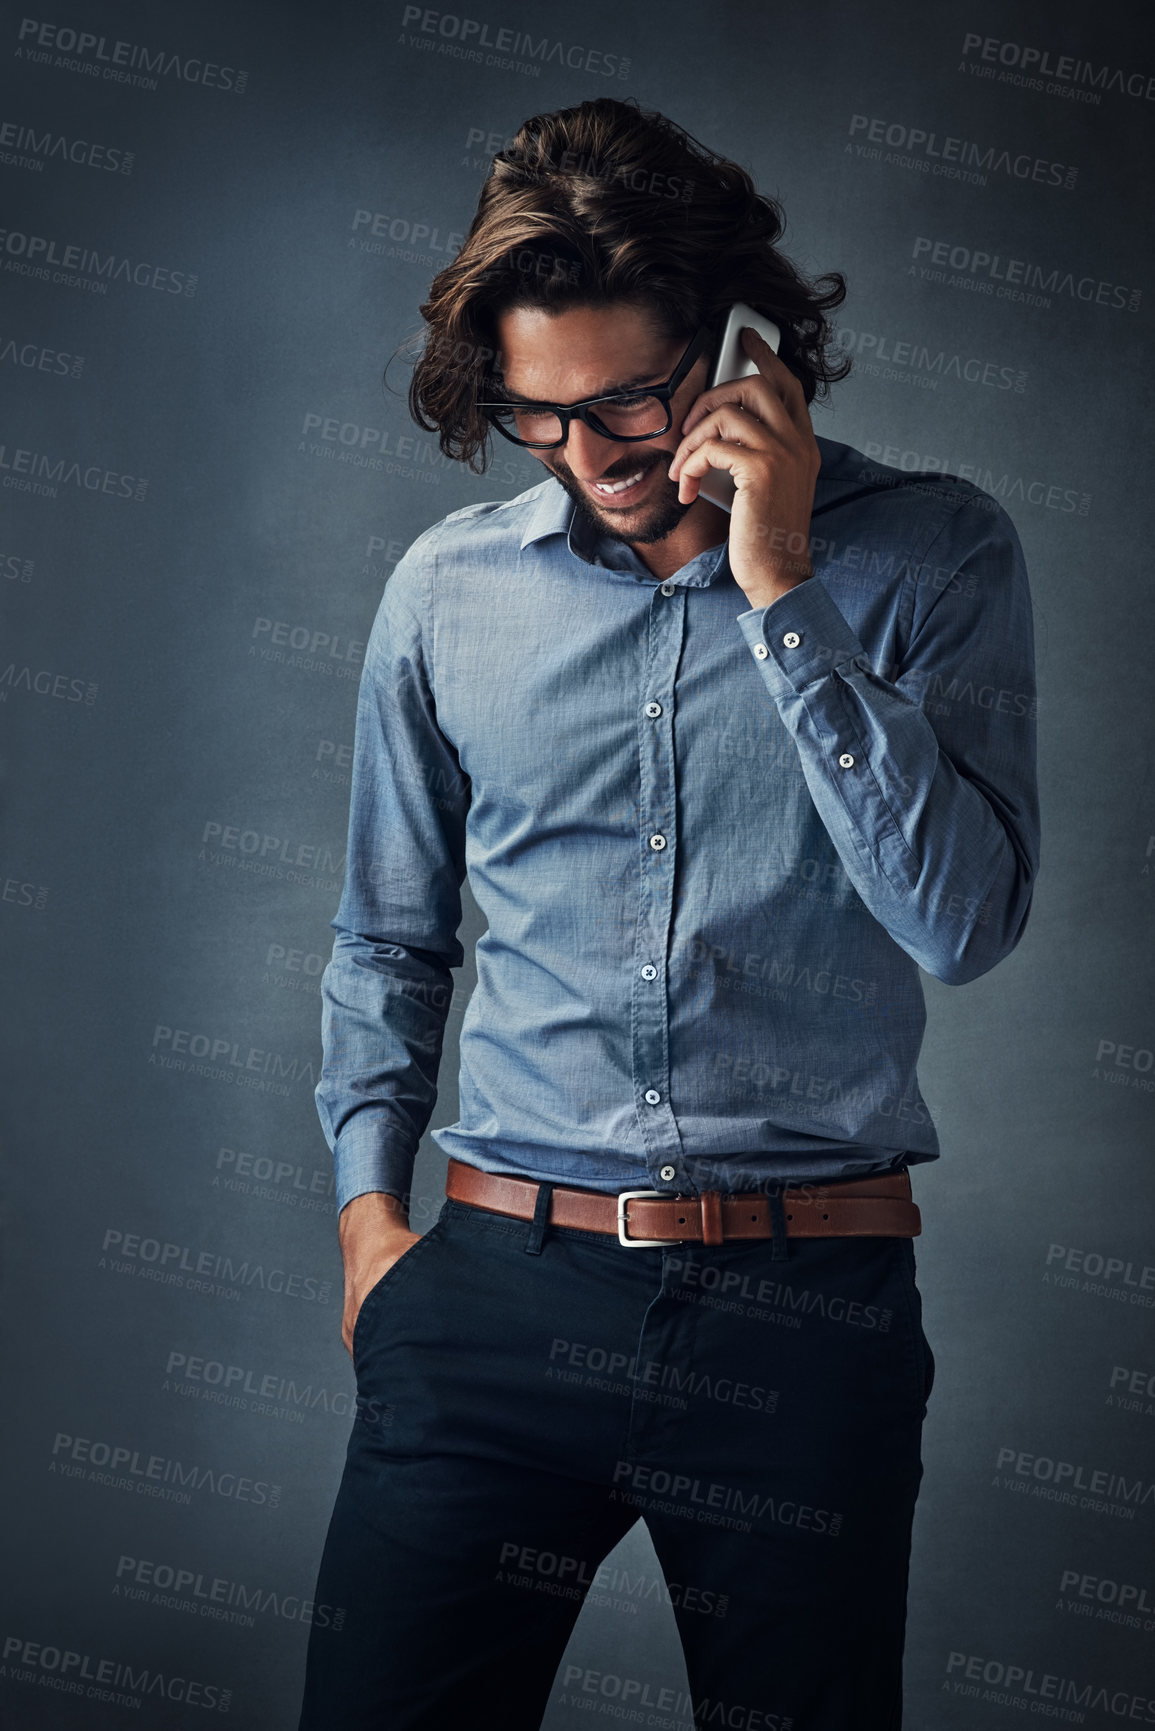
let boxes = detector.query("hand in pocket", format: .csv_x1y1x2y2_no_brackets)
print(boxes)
338,1193,421,1358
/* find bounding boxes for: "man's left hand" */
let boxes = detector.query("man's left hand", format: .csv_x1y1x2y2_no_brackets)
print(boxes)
667,326,819,610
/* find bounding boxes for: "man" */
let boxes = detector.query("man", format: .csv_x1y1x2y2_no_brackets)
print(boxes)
298,96,1039,1730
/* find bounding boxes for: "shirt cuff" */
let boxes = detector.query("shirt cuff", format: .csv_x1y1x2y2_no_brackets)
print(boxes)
735,578,867,698
331,1118,416,1215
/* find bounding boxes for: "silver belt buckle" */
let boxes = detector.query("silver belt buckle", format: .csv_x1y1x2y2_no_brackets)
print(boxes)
617,1189,680,1248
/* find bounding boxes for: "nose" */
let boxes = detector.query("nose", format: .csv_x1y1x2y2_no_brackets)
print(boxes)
564,415,629,480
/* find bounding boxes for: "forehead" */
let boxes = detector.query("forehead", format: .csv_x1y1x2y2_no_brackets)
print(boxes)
493,301,679,401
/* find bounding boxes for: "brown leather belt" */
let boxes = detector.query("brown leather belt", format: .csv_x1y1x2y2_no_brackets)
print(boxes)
445,1157,920,1245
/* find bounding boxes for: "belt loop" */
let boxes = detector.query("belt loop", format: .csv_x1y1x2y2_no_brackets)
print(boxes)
766,1182,789,1261
523,1180,554,1255
699,1190,723,1248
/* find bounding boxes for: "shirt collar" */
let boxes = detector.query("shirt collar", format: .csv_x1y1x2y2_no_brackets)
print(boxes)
518,476,731,589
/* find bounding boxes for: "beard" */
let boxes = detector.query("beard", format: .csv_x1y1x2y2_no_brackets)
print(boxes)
547,452,695,547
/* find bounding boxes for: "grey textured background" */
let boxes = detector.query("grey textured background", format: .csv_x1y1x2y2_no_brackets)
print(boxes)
2,0,1154,1725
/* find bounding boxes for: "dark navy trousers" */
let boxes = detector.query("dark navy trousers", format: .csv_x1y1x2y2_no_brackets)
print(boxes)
298,1194,935,1730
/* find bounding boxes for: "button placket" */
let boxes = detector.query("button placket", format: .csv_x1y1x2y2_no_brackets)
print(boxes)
631,581,687,1185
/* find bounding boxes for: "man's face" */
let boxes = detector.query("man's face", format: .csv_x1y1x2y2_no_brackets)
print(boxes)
491,301,712,547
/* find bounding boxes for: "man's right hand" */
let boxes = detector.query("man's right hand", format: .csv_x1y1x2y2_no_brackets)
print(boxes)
338,1191,421,1358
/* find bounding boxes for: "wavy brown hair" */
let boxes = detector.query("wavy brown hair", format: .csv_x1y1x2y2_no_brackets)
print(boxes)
401,96,850,474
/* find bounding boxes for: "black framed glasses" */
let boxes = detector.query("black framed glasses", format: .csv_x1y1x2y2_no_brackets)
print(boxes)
477,324,713,449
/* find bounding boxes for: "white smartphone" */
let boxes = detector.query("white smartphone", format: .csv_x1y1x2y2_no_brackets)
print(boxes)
697,300,781,514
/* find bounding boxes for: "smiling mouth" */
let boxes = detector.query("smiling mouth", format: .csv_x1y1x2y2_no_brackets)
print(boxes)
590,465,652,504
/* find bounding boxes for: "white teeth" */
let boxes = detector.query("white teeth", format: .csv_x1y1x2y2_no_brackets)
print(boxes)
594,469,645,495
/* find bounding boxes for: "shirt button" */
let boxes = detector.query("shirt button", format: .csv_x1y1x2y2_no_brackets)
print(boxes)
644,700,663,718
659,1164,677,1182
648,833,667,851
783,631,801,648
752,643,769,660
838,752,855,769
640,963,658,980
660,582,676,596
644,1089,662,1106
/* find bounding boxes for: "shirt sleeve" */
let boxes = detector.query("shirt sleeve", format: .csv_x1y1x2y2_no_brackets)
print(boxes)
315,524,469,1214
735,491,1040,985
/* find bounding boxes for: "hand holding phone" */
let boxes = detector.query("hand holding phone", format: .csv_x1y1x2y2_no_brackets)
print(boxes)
668,299,818,608
698,302,781,514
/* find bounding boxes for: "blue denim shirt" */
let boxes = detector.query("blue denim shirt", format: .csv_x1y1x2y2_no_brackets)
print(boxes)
317,435,1039,1213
